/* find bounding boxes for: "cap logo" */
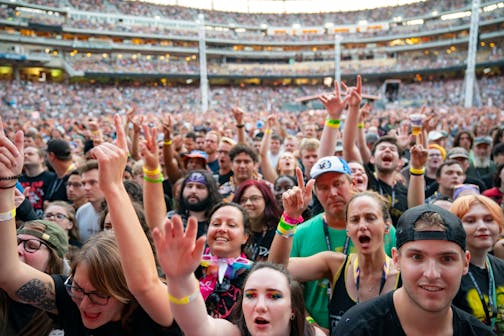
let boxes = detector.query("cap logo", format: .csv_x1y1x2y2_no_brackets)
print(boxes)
41,233,50,241
318,159,332,170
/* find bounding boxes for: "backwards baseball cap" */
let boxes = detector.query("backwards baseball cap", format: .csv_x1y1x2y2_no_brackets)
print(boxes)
183,150,208,163
447,147,469,160
310,156,352,179
396,204,466,251
47,139,72,161
17,220,69,258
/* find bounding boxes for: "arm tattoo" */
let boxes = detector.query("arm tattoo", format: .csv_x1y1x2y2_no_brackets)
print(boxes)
15,279,57,312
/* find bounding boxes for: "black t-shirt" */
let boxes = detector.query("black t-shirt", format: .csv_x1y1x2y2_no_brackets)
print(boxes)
365,164,408,227
50,275,182,336
333,290,495,336
453,255,504,333
244,228,276,261
20,171,57,218
46,174,70,203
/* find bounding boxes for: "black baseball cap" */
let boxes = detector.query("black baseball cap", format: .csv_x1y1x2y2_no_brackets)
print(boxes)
396,204,466,251
47,139,72,161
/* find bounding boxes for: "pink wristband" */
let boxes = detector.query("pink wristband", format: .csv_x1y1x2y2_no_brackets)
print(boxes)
282,212,303,225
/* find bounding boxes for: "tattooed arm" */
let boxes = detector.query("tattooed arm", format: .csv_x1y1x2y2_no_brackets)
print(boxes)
0,120,58,315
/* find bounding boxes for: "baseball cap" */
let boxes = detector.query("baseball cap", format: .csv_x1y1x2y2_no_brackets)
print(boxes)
365,133,379,145
427,130,446,143
183,150,208,163
396,204,466,251
310,156,352,179
447,147,469,160
474,136,492,146
47,139,72,161
17,220,69,258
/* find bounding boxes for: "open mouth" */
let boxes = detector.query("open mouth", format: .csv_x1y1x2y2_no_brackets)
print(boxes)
420,285,443,292
83,311,101,320
359,236,371,244
255,317,270,325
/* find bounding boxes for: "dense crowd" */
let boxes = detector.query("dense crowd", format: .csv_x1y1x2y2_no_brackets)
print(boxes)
0,73,503,335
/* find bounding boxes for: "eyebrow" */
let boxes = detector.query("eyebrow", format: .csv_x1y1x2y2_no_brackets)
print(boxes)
404,248,460,256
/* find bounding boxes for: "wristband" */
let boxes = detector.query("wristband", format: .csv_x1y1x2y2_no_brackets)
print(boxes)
143,175,164,183
277,218,297,237
282,212,303,225
357,123,364,129
167,283,200,305
236,124,245,129
264,129,272,134
143,166,161,176
409,167,425,176
0,175,21,181
163,139,172,146
325,119,341,129
306,316,315,324
276,229,295,238
0,208,16,222
278,219,296,232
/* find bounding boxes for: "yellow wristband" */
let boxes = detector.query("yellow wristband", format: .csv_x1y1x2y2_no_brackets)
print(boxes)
143,166,161,176
325,119,341,129
0,208,16,222
167,283,200,305
409,167,425,176
306,316,315,324
357,123,364,129
163,139,172,146
264,129,272,134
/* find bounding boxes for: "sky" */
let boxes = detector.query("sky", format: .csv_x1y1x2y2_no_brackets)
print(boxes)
135,0,424,13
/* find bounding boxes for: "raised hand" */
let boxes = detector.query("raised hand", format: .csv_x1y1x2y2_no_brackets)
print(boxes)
152,215,207,280
231,107,244,125
345,75,362,108
282,167,314,219
318,80,348,119
266,114,277,129
0,117,23,188
410,144,428,170
141,123,160,171
90,114,129,194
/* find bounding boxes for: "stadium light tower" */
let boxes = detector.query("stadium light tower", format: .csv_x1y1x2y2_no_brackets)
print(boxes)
463,0,481,107
198,13,209,114
334,34,343,84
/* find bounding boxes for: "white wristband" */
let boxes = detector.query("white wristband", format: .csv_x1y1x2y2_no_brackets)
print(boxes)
0,208,16,222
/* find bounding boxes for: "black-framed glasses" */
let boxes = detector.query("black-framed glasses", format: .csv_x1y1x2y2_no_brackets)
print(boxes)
17,238,48,253
64,277,111,306
43,213,68,220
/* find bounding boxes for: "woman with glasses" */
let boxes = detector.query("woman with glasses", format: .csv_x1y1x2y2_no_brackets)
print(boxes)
141,124,252,321
0,116,181,335
44,200,82,261
233,180,282,261
1,219,68,336
451,195,504,333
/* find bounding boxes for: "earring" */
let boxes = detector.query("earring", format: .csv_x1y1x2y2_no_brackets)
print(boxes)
290,313,295,320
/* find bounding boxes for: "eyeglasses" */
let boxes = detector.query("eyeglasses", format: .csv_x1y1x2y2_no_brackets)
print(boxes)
239,195,263,205
17,238,48,253
43,213,68,220
64,277,111,306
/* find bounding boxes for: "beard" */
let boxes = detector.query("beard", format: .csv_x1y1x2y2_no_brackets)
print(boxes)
473,156,490,168
182,196,211,212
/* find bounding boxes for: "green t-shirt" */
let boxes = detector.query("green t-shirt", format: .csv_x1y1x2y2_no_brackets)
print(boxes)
290,213,396,329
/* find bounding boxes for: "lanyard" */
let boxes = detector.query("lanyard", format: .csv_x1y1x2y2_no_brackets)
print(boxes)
322,218,350,300
468,256,497,329
353,255,390,304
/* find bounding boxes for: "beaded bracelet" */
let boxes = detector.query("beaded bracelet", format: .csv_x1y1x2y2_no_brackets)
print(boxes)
0,175,21,181
409,167,425,176
167,283,200,305
143,175,164,183
325,119,341,129
143,166,161,176
0,208,16,222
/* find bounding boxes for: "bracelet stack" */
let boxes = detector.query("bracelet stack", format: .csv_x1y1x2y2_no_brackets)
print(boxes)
143,165,164,183
276,212,304,238
325,119,341,129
